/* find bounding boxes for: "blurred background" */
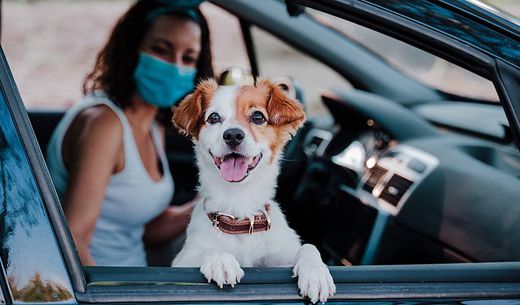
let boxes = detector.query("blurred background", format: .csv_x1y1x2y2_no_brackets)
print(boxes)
2,0,519,115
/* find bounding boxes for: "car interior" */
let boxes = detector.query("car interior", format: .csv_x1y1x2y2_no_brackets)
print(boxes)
24,0,520,269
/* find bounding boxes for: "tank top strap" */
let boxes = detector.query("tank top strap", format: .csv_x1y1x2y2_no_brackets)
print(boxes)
83,92,133,137
81,91,140,165
76,92,146,178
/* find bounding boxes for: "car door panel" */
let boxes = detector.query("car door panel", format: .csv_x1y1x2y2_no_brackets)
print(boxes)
27,109,65,156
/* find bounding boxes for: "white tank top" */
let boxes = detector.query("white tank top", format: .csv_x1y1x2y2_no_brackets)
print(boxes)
46,92,174,266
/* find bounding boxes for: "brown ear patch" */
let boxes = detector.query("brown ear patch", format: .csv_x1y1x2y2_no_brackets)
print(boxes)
260,79,305,134
172,79,218,138
272,77,296,100
255,79,306,162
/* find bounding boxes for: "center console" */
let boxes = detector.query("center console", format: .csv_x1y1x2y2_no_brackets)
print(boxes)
358,145,439,215
291,128,439,265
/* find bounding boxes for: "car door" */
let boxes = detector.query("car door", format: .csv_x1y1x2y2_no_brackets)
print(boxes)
1,0,520,304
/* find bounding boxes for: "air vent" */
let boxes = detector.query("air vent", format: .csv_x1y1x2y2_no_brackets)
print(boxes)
379,174,413,206
303,129,332,156
363,165,387,193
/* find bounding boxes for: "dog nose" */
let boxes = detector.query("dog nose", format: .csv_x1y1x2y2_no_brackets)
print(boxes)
223,128,245,147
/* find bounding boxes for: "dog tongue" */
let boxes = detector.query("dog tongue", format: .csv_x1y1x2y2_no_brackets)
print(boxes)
220,156,248,182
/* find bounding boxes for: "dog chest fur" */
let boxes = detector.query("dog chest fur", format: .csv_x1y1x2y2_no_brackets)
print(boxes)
173,199,301,267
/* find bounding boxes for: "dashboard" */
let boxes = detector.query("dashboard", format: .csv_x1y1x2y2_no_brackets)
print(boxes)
279,87,520,266
357,144,438,216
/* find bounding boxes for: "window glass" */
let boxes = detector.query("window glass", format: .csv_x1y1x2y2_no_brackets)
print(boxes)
0,93,74,303
251,26,352,116
310,9,500,102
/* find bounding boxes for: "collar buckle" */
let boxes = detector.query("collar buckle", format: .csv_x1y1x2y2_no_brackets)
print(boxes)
212,212,236,228
248,217,255,234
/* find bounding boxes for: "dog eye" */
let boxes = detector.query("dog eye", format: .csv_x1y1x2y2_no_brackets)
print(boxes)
207,112,222,125
250,111,267,125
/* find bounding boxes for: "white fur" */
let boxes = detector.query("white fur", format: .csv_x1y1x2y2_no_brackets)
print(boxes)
172,86,335,303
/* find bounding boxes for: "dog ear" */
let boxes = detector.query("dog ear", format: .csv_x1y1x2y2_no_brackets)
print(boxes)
172,79,218,138
272,77,296,100
262,79,306,135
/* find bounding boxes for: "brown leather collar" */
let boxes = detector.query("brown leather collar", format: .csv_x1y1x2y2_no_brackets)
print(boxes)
207,204,271,235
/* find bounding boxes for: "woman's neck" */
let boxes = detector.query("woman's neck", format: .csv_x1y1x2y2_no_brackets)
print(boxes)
124,94,159,131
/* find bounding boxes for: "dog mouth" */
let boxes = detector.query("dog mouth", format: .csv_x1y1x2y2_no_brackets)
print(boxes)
210,151,263,183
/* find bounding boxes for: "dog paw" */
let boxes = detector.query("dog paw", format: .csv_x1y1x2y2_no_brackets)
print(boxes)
200,252,245,288
293,245,336,303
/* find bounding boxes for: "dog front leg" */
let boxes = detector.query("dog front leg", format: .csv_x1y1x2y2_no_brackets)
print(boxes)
200,249,245,288
293,244,336,303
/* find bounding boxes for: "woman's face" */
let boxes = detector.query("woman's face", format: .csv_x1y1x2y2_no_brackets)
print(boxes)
141,14,202,68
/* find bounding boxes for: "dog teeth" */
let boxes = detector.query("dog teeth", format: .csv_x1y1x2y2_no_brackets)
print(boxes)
213,156,223,167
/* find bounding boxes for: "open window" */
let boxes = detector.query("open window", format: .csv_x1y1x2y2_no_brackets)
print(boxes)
1,0,520,304
243,2,520,266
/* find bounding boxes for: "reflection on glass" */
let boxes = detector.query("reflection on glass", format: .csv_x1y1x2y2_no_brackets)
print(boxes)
0,284,5,304
0,94,75,303
8,273,72,303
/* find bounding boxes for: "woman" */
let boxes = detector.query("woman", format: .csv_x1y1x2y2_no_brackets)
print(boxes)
46,0,213,266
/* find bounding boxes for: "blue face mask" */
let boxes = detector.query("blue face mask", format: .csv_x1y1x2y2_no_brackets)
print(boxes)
134,52,197,108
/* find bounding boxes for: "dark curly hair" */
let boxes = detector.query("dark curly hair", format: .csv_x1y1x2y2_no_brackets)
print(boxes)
83,0,214,123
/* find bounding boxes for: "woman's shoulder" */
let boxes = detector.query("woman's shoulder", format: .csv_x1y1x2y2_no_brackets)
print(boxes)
60,95,126,175
65,101,125,157
76,104,124,136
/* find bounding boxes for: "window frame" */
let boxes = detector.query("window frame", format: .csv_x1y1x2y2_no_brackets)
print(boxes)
288,0,520,150
0,260,8,304
239,20,260,78
0,0,519,304
214,0,444,107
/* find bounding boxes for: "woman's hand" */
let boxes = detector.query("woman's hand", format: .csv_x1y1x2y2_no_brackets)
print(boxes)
143,197,197,245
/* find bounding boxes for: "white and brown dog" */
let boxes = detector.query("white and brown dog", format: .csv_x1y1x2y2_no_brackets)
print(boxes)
171,79,335,303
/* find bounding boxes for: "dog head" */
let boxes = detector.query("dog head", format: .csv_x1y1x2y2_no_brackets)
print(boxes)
173,78,305,184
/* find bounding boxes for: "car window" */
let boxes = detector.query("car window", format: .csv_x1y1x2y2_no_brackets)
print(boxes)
309,8,501,102
2,0,520,303
251,26,352,116
295,4,520,266
0,88,75,302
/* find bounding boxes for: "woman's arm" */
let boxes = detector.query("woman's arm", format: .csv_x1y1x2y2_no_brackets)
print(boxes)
143,198,196,245
62,107,124,266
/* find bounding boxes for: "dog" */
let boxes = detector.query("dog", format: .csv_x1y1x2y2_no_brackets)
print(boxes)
171,78,335,303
